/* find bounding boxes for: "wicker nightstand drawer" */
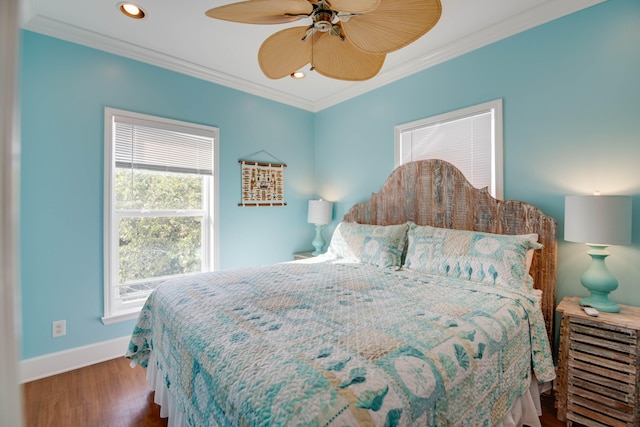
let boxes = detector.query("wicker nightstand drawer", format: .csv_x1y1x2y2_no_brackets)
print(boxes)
556,297,640,427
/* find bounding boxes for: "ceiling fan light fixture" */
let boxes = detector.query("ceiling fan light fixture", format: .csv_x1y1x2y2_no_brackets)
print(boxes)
290,71,305,79
118,2,146,19
313,10,334,32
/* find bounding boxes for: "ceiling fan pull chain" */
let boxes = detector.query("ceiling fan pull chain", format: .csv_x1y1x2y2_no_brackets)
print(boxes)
310,30,315,71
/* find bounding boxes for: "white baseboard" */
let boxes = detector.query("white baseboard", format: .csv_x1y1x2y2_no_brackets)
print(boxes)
20,336,131,383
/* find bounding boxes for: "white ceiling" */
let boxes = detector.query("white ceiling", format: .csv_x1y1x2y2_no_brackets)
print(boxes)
20,0,603,112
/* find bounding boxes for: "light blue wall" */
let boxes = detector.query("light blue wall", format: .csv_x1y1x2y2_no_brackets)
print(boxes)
19,32,315,359
19,0,640,360
315,0,640,322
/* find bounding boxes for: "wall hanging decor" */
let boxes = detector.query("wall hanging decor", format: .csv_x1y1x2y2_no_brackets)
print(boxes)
238,151,286,206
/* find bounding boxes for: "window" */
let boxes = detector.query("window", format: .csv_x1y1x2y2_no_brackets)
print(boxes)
394,99,503,198
103,108,219,323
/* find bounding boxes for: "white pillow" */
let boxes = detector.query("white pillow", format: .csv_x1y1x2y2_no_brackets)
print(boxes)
519,233,540,273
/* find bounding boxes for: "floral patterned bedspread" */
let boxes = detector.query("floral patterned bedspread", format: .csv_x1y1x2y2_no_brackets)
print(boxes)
126,259,555,427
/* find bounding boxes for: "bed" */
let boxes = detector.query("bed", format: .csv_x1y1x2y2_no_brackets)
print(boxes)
126,159,558,427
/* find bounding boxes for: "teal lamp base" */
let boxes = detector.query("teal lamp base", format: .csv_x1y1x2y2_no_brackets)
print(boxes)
579,244,620,313
311,224,326,256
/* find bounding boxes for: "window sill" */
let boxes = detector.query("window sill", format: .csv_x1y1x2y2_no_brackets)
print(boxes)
101,309,141,325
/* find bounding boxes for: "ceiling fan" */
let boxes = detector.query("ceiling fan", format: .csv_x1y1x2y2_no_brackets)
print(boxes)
205,0,442,81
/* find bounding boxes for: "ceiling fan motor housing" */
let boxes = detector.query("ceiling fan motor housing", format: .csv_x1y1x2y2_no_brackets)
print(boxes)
313,9,334,32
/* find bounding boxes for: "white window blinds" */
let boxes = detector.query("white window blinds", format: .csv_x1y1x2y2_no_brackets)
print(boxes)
114,116,214,175
398,112,492,191
395,99,503,198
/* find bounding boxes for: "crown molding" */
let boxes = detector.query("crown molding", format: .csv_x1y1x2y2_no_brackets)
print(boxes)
313,0,605,111
21,14,317,111
21,0,604,113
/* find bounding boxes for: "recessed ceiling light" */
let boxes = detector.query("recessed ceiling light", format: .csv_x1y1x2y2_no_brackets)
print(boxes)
290,71,305,79
118,2,146,19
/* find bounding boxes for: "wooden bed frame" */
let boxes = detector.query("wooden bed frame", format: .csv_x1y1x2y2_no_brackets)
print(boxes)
343,159,558,349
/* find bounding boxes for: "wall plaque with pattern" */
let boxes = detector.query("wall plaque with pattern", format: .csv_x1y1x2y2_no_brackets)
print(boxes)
238,160,286,206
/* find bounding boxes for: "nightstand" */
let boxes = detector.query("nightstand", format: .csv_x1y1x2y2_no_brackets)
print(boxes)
555,296,640,426
293,250,315,260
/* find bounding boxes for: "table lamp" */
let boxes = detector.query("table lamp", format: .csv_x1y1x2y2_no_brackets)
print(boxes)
307,199,333,256
564,195,632,313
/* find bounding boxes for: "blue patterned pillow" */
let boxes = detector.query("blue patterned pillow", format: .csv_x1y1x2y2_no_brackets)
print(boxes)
403,223,543,291
327,222,408,269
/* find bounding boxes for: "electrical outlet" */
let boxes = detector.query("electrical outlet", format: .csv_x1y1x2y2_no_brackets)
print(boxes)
52,320,66,337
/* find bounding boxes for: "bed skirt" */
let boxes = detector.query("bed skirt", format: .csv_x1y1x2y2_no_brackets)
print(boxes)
143,351,550,427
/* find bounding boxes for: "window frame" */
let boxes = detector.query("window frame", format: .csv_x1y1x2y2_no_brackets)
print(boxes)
102,107,219,324
394,99,503,199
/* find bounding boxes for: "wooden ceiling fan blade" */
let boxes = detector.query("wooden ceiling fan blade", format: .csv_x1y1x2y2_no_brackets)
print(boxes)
326,0,380,14
342,0,441,54
205,0,313,24
258,26,311,79
312,32,385,81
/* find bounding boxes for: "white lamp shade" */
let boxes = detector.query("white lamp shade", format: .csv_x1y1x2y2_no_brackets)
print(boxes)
564,195,632,245
307,199,333,225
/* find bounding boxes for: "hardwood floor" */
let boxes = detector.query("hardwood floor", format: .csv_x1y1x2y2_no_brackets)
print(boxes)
23,357,565,427
22,357,167,427
540,394,567,427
